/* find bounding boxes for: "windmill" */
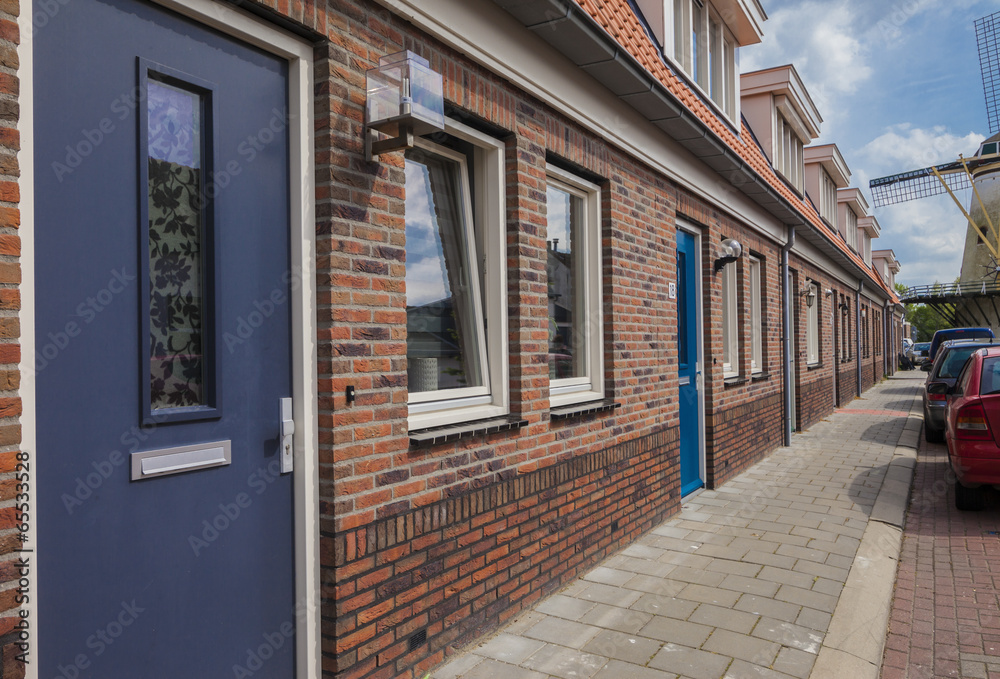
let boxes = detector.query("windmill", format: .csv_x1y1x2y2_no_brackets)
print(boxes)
869,10,1000,330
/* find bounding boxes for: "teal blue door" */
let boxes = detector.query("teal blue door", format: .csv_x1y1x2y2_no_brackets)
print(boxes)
35,0,296,675
677,230,703,495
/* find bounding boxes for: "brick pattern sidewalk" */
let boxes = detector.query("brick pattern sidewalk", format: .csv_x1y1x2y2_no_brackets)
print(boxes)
881,437,1000,679
432,375,922,679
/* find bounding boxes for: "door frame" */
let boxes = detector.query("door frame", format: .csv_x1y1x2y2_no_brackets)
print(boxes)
677,221,706,490
19,0,320,675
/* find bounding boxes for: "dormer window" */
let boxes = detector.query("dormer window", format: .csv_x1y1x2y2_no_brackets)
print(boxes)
774,112,803,191
635,0,764,124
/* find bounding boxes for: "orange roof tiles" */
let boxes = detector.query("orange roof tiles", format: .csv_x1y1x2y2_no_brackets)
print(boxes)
572,0,899,303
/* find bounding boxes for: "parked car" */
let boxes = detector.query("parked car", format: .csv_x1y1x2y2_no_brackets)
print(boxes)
922,338,1000,442
930,327,994,362
912,341,932,365
939,346,1000,510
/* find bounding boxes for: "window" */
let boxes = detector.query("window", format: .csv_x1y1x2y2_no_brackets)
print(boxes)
721,259,738,377
546,166,604,406
845,207,858,251
666,0,739,120
840,296,851,361
749,256,762,373
820,170,837,225
806,282,819,365
404,121,507,429
774,114,803,191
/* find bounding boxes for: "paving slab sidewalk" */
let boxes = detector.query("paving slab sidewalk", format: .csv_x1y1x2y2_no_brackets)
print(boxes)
431,371,925,679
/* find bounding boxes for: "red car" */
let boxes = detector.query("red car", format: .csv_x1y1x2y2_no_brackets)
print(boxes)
941,346,1000,510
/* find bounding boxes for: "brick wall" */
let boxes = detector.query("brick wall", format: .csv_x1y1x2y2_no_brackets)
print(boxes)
0,0,21,671
330,427,678,678
838,366,858,406
705,392,782,487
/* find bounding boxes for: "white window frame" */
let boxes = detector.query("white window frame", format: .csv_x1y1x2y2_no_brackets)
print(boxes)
749,256,762,373
806,282,820,366
546,165,605,407
845,207,858,251
820,170,837,224
721,260,738,377
775,113,803,191
664,0,739,122
406,119,508,430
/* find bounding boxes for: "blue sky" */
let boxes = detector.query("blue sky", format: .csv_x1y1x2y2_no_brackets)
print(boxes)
741,0,997,289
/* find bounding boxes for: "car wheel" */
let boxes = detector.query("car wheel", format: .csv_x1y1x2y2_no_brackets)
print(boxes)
955,481,986,511
924,424,944,443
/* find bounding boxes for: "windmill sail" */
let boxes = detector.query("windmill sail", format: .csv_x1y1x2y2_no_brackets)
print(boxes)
976,10,1000,135
869,161,971,208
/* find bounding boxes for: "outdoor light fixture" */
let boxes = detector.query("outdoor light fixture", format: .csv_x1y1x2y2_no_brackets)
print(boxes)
840,302,849,314
365,51,445,161
799,285,817,308
713,238,743,272
824,288,834,298
861,307,867,318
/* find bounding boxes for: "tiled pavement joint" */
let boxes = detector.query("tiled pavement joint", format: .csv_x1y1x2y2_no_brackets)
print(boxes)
809,382,923,679
433,373,925,679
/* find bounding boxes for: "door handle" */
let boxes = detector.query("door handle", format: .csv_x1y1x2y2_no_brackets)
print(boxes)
280,397,294,474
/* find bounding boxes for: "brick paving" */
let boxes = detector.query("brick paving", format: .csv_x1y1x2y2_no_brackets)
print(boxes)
431,372,924,679
881,434,1000,679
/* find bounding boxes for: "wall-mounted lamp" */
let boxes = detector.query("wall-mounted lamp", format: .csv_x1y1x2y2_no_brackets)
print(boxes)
799,285,817,308
365,51,445,161
861,307,867,319
839,302,849,314
713,238,743,272
824,288,834,298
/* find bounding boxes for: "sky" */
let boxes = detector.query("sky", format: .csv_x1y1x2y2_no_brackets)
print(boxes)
740,0,998,289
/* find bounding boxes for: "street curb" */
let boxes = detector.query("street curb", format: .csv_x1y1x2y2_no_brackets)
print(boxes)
808,377,922,679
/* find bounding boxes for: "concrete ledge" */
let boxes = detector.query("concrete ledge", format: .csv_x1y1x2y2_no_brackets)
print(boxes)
811,521,902,677
810,646,878,679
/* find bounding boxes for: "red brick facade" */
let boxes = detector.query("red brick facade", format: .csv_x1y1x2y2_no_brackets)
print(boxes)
11,0,906,676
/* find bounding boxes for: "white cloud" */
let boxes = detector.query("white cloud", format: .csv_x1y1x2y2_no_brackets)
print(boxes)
741,0,873,127
858,123,984,174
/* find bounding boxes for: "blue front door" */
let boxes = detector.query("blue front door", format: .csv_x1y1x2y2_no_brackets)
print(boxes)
36,0,296,675
677,230,703,496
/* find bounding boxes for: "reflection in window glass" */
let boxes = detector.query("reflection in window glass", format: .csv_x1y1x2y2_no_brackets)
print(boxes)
404,149,486,394
547,184,585,379
148,78,206,409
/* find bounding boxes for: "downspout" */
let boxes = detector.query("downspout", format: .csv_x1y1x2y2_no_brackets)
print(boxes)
884,299,892,376
782,226,795,447
856,281,863,397
831,291,837,405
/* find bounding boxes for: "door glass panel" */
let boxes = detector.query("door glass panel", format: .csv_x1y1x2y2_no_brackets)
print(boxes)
147,78,207,409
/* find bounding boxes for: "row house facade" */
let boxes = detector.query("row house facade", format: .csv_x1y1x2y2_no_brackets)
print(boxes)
5,0,905,677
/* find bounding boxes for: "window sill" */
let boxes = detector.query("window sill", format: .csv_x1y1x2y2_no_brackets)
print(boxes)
409,415,528,447
550,398,619,421
751,372,771,381
807,362,822,370
723,376,748,386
